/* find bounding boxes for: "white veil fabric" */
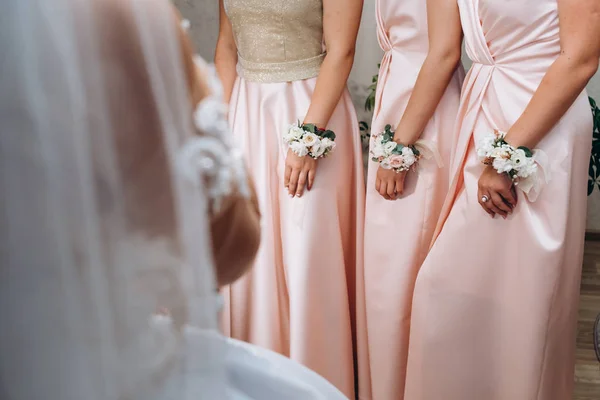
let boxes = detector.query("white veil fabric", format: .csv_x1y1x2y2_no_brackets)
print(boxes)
0,0,350,398
0,0,227,399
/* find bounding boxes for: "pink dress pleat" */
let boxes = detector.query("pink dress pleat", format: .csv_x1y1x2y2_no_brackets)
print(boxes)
359,1,464,399
404,1,592,399
221,77,365,399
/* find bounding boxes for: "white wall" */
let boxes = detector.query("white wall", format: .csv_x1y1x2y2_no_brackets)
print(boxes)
176,0,599,230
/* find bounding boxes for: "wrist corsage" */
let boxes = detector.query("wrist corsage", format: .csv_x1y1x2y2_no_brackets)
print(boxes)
283,121,336,159
476,130,538,185
370,124,421,172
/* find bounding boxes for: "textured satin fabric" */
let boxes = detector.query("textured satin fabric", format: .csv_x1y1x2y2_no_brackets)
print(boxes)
404,1,593,399
359,1,464,399
224,0,325,83
221,75,364,399
154,318,348,399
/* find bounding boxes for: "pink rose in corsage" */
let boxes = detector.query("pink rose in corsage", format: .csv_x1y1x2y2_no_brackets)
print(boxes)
370,125,421,173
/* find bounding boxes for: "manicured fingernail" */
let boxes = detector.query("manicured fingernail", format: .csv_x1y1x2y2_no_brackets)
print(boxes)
289,193,294,198
296,194,301,197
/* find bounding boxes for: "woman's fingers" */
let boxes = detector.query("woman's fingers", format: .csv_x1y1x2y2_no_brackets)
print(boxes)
395,171,407,197
500,186,517,209
387,180,397,200
478,188,495,217
307,168,316,191
295,170,308,197
489,191,509,217
287,168,300,197
375,177,381,193
284,165,292,189
379,180,389,199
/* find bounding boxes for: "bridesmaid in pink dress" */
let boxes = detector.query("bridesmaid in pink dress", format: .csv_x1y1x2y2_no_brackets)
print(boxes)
359,1,463,399
214,0,364,397
404,0,600,399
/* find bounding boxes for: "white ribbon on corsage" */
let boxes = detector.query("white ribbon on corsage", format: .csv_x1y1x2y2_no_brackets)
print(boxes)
414,139,444,169
516,149,551,202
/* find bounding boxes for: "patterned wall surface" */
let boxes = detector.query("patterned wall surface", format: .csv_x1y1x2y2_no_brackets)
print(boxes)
176,0,600,231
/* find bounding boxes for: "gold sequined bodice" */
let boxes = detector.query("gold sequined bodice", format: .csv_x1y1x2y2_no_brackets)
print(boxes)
224,0,325,83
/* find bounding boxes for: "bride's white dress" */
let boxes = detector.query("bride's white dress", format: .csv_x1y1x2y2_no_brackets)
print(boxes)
168,323,349,399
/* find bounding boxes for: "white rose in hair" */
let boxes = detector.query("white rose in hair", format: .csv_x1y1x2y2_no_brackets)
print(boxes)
290,141,309,157
302,132,319,147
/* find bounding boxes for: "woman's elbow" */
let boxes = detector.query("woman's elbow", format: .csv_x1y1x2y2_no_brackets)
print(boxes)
326,45,356,65
579,56,599,82
428,46,462,70
562,48,600,83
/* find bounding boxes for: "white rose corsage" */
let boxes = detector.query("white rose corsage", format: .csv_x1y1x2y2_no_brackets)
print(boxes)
476,130,538,186
283,121,336,159
370,124,421,172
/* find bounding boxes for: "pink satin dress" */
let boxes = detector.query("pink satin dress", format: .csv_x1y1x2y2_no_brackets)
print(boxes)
404,1,593,399
359,1,463,399
220,0,364,398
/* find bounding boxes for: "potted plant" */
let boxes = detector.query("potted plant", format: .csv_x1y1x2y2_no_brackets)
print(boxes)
589,97,600,195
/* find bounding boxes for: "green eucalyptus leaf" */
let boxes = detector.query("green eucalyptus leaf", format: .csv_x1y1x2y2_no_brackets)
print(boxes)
517,146,533,158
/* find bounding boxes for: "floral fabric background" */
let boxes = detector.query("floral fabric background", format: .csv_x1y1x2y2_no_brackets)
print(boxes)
175,0,600,231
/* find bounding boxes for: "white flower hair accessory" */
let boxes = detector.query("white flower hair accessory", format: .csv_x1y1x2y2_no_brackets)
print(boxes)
177,57,249,213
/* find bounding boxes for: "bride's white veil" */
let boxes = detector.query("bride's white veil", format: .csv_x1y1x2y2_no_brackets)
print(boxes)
0,0,226,399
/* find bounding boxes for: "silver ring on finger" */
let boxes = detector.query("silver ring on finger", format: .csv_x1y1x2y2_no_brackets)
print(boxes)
481,195,489,203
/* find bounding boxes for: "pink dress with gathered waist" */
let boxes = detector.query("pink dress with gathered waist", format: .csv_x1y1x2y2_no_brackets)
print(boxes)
404,1,592,399
359,1,464,399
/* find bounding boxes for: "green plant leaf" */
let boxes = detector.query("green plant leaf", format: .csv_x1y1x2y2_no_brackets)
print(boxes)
364,64,380,113
590,96,600,196
517,146,533,158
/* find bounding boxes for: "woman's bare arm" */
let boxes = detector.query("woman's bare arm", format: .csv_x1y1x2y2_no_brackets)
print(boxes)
302,0,363,127
284,0,363,198
214,0,238,104
375,0,462,200
393,0,463,145
504,0,600,148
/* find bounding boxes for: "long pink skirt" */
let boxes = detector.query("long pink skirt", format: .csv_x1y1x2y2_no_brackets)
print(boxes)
361,52,463,400
359,2,464,399
222,76,365,399
404,1,592,398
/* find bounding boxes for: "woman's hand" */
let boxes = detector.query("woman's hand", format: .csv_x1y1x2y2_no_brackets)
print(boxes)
284,150,317,198
376,167,407,200
477,165,517,218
